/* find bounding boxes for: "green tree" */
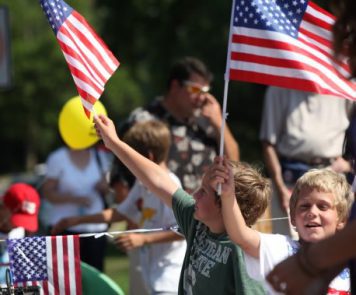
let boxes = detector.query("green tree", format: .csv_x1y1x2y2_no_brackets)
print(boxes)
0,0,331,173
0,0,142,173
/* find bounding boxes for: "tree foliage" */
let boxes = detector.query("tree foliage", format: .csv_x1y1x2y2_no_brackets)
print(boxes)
0,0,329,173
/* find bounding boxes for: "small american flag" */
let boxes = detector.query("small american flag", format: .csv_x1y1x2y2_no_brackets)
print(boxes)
228,0,356,100
40,0,120,117
8,235,82,295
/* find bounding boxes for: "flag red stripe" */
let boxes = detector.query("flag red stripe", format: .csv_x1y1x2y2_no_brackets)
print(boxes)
77,89,97,105
232,33,332,63
230,69,330,94
59,23,107,85
63,236,70,295
308,1,334,20
232,31,331,63
299,26,331,49
42,280,49,295
73,235,82,295
58,26,107,86
64,60,103,95
232,34,349,74
51,236,59,295
67,12,118,76
58,40,105,91
71,11,119,69
230,52,354,98
302,12,331,31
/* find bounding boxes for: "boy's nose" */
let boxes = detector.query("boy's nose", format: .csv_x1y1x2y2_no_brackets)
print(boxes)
193,192,202,201
306,206,318,217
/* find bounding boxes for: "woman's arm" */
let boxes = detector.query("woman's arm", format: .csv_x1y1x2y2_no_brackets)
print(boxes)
51,208,124,234
42,178,91,206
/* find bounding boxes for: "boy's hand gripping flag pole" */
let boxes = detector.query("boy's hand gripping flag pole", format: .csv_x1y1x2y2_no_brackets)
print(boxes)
39,0,120,118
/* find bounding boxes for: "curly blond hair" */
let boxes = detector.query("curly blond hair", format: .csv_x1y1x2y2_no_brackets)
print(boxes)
289,169,353,223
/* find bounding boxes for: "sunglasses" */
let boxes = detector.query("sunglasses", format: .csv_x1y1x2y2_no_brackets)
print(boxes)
183,81,210,95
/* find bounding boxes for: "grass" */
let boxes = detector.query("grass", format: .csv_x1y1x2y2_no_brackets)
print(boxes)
103,221,130,294
104,242,130,294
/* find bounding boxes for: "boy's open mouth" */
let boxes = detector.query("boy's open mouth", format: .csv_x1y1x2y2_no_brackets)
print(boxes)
305,222,321,228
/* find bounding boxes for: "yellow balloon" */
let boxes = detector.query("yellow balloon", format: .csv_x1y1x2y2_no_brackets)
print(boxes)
58,96,107,149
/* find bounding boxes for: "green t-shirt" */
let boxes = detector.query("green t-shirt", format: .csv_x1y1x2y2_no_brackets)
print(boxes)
172,188,266,295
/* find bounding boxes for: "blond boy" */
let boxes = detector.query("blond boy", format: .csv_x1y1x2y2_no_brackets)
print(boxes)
211,157,353,294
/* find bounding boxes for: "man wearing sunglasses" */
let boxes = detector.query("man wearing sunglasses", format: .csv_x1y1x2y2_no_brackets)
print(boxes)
108,56,239,295
115,56,239,194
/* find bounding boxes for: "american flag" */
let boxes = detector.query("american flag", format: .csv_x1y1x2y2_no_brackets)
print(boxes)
40,0,120,117
228,0,356,100
7,235,82,295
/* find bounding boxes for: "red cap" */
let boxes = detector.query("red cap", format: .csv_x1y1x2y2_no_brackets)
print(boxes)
2,183,40,232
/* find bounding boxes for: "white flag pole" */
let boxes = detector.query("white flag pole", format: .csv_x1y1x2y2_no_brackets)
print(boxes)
217,0,237,194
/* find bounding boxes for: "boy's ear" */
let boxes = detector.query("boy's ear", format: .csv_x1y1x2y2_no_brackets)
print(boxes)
290,214,296,227
336,220,346,231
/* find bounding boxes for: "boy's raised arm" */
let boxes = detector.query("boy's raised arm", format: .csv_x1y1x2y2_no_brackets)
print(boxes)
94,114,179,208
210,157,261,258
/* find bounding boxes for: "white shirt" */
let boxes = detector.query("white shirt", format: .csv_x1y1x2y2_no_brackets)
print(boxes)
244,233,350,295
45,147,110,232
116,172,186,293
260,87,352,162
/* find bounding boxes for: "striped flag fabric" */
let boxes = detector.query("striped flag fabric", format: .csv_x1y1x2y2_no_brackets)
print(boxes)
228,0,356,100
40,0,120,117
7,235,82,295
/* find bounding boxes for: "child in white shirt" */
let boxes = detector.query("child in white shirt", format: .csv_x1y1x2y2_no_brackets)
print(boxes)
210,157,353,294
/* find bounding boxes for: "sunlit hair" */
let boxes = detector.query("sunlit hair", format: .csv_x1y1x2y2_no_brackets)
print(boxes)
331,0,356,78
123,120,171,164
289,169,353,223
226,161,271,226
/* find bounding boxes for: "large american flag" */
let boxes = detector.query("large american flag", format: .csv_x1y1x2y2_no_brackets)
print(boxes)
7,235,82,295
40,0,120,117
228,0,356,100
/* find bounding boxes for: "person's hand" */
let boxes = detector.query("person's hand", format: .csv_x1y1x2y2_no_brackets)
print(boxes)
51,216,81,235
95,178,110,196
93,114,120,151
200,94,223,129
266,254,329,295
206,156,234,197
74,196,92,207
330,157,352,173
277,185,292,213
114,233,146,252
